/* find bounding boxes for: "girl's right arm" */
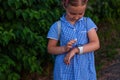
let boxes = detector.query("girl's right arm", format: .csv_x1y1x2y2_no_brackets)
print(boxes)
47,39,76,54
47,39,66,54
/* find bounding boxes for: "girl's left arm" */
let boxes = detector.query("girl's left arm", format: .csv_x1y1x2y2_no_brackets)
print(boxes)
82,28,100,53
74,28,100,54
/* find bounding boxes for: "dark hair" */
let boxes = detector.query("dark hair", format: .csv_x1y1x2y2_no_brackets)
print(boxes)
62,0,88,7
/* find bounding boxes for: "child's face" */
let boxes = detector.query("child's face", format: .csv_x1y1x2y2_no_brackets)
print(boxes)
65,5,86,23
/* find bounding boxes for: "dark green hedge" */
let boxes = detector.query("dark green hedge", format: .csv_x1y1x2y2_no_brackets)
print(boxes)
0,0,62,80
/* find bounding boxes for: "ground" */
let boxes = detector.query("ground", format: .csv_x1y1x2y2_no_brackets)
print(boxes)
98,62,120,80
97,49,120,80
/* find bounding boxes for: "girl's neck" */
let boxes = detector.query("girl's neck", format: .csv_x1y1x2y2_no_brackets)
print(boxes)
65,15,76,25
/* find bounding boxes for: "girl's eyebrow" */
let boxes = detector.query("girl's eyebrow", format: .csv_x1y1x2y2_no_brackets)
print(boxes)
70,12,77,15
79,13,83,15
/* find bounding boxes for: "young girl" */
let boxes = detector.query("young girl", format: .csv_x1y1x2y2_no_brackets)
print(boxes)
47,0,100,80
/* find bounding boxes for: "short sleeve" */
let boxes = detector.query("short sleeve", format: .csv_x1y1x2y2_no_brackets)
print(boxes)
47,22,59,40
86,17,98,32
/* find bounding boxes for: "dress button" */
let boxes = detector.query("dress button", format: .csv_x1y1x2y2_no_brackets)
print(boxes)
73,28,76,31
74,38,77,41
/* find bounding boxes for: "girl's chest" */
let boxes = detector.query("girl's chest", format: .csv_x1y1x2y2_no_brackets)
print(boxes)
60,24,88,45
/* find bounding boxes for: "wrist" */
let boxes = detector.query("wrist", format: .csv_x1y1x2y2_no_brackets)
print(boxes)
62,46,66,52
73,47,79,53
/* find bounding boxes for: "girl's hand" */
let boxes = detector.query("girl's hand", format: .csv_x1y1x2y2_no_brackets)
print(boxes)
64,48,78,65
64,39,77,52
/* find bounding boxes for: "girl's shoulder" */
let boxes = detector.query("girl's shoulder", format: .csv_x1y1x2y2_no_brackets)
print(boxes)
83,17,92,20
50,21,60,29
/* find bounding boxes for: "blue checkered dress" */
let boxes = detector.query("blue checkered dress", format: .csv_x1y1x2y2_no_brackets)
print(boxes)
47,14,97,80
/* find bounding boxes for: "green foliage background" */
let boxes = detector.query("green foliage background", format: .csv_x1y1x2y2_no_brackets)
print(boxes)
0,0,120,80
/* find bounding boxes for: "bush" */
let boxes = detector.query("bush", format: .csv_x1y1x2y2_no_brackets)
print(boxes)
0,0,62,79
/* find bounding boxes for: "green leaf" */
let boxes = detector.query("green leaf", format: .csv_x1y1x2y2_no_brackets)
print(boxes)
8,0,14,6
6,11,14,20
8,72,20,80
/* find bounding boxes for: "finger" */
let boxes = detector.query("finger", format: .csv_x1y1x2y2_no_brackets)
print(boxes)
67,58,70,65
66,44,73,50
65,60,69,65
64,57,67,63
66,62,69,65
67,45,72,48
68,40,76,45
67,42,74,47
67,42,73,46
64,57,69,65
67,40,76,46
70,39,77,43
66,60,69,65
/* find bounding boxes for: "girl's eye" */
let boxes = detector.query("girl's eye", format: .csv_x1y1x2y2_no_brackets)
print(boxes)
79,13,83,15
70,13,76,15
